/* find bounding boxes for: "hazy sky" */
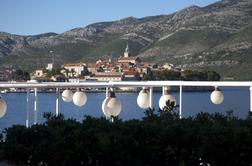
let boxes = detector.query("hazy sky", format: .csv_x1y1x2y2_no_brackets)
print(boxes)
0,0,219,35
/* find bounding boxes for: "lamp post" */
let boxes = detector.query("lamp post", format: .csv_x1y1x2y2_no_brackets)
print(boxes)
0,95,7,118
149,87,153,109
56,88,60,116
179,85,182,119
250,87,252,112
34,88,38,124
26,89,30,128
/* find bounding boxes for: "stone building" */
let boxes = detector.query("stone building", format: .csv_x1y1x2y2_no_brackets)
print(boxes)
117,44,141,65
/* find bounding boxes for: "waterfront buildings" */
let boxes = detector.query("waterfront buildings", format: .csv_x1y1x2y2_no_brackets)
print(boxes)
29,44,181,82
91,72,123,81
61,63,89,77
34,68,48,78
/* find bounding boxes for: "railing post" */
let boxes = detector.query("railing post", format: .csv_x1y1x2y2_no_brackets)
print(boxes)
106,87,109,98
162,86,165,96
149,87,153,109
250,87,252,112
105,87,110,120
179,85,183,119
26,89,29,128
34,88,38,124
56,88,60,117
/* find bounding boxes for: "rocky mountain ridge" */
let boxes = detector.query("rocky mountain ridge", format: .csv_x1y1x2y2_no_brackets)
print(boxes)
0,0,251,80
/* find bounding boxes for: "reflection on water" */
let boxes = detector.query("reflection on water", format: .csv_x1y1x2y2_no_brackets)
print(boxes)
0,87,250,130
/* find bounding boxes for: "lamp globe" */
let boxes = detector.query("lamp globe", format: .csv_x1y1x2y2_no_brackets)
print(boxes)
73,90,87,107
159,86,176,110
0,96,7,118
106,97,122,117
211,87,224,105
102,97,111,117
159,94,176,110
137,88,150,109
62,89,73,102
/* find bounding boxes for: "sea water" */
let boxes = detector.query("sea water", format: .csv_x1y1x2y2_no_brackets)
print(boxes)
0,87,250,130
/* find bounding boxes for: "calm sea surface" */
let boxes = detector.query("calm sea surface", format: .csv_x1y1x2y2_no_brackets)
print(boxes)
0,87,250,130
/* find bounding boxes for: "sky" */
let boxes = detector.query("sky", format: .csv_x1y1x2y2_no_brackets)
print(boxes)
0,0,219,36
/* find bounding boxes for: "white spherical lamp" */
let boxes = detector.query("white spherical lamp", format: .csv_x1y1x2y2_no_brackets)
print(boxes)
102,97,111,117
102,91,122,117
73,90,87,107
211,87,224,105
159,87,176,110
106,97,122,117
137,88,150,109
62,89,73,102
0,96,7,118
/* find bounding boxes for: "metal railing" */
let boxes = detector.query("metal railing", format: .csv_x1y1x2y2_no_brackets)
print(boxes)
1,81,252,127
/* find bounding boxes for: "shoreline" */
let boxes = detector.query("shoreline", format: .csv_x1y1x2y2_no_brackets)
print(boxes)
1,87,213,93
1,86,247,94
0,87,225,94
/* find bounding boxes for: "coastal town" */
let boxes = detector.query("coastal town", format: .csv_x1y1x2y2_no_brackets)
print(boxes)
1,1,252,165
0,44,181,83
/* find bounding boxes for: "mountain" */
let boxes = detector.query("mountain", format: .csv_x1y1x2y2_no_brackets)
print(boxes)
0,0,252,80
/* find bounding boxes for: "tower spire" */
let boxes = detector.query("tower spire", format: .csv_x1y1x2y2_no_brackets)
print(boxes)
124,43,130,58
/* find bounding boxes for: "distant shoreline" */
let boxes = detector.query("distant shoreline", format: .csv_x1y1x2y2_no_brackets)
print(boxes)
1,86,214,94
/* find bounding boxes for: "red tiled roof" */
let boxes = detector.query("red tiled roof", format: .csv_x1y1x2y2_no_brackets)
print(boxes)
87,63,97,68
107,64,115,67
124,71,139,75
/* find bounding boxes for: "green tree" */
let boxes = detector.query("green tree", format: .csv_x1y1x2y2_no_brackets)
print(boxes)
44,69,61,77
1,111,252,166
61,68,70,78
156,69,181,80
182,70,207,81
206,70,221,81
142,71,155,80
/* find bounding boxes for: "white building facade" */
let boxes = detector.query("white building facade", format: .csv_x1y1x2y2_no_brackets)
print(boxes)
61,63,88,77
